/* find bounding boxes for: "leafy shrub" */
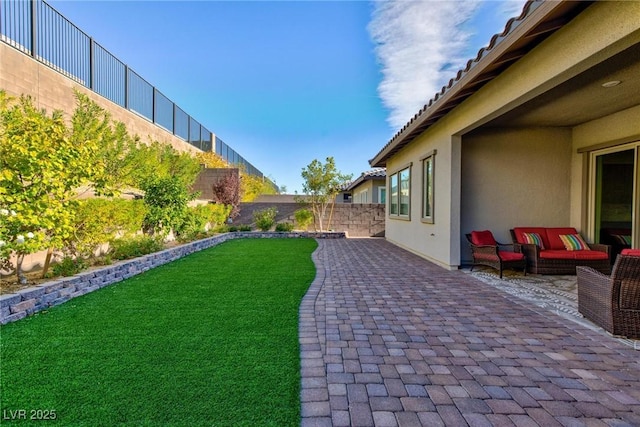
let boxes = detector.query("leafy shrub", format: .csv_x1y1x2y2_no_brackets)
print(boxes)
212,172,241,219
294,208,314,231
253,207,277,231
142,177,193,236
210,204,233,228
109,235,164,260
63,198,146,258
175,206,209,240
0,90,208,281
275,222,294,232
94,254,113,266
51,256,87,277
175,203,232,241
239,225,252,231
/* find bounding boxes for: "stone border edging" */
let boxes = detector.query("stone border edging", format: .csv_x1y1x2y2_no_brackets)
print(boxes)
299,240,332,422
0,231,345,325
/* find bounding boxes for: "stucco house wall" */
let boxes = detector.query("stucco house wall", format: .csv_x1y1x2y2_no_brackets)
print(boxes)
384,119,458,268
351,179,386,204
459,127,572,264
379,1,640,270
352,180,373,204
372,180,386,204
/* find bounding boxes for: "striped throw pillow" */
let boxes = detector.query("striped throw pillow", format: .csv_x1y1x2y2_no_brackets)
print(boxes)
559,234,589,251
522,232,545,249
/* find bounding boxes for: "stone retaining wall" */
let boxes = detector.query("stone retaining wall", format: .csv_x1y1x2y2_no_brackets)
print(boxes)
0,231,345,325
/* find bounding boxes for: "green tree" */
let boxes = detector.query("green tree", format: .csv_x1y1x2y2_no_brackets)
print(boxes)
0,92,108,283
0,89,207,283
130,140,201,189
71,91,139,195
73,92,201,192
196,151,229,169
299,157,351,232
241,173,277,202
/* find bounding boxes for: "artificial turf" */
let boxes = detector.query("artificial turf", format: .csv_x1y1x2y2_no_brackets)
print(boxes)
0,238,318,426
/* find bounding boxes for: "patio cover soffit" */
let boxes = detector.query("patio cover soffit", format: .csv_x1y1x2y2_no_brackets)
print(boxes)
369,0,592,168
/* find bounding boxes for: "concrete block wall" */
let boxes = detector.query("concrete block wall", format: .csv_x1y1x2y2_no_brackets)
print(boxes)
236,203,386,237
0,231,345,325
191,168,240,201
0,43,199,155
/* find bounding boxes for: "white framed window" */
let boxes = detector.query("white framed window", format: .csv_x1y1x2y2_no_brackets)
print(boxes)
422,150,436,223
355,189,368,203
389,173,398,215
378,187,386,205
389,165,411,218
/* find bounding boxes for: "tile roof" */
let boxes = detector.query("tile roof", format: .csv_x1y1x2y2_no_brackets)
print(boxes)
344,168,386,191
369,0,591,167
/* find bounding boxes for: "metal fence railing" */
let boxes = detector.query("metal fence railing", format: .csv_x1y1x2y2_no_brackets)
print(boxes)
93,41,126,106
0,0,32,54
215,137,262,178
0,0,265,180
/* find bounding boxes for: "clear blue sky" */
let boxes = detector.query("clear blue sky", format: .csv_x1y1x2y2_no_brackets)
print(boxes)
49,0,524,194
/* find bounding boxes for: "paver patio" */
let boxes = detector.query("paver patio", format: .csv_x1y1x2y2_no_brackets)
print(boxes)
299,238,640,427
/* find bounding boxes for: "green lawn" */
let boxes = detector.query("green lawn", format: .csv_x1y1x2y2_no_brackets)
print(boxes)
0,238,318,426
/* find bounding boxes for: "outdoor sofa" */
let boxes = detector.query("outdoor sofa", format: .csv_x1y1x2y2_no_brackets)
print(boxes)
577,249,640,339
510,227,610,275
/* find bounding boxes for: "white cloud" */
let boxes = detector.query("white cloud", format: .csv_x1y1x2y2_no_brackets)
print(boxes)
369,0,525,131
499,0,528,22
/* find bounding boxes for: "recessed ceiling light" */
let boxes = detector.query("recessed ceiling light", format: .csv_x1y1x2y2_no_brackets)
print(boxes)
602,80,621,88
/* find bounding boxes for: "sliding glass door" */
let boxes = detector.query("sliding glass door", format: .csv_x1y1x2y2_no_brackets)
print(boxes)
590,143,639,259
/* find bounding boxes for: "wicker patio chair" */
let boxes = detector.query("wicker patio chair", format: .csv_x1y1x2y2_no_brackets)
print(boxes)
577,253,640,339
466,230,526,279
